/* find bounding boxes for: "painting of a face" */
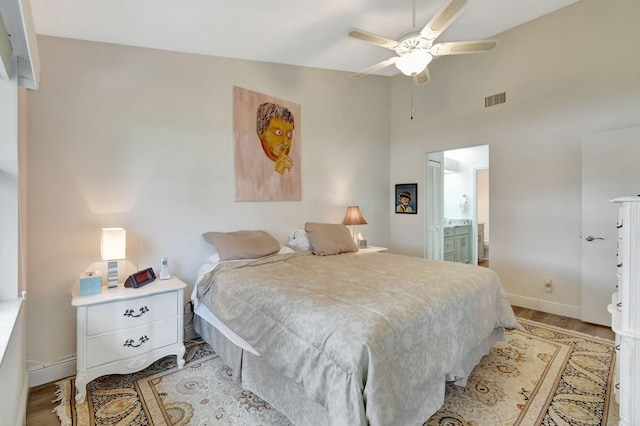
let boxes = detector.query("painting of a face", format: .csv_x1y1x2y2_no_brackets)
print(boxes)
233,86,301,201
259,117,294,162
395,184,417,214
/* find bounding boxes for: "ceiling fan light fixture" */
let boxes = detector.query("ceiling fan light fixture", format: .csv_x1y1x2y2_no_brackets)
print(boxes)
395,50,432,76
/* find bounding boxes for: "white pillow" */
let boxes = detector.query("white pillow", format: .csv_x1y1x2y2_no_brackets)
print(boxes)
287,229,312,251
206,252,221,265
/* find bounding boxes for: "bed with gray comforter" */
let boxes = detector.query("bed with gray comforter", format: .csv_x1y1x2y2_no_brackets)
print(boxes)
195,251,518,426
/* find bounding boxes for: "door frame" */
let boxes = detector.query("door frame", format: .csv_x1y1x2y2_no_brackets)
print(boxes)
473,166,489,265
424,151,444,260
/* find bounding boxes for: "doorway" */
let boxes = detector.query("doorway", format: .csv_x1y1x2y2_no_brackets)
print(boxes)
425,145,489,264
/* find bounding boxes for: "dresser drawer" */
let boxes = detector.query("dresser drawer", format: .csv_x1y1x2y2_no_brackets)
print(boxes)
87,291,177,335
86,317,178,368
444,228,455,237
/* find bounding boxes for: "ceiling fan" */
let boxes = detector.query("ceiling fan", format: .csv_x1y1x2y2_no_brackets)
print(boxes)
349,0,498,85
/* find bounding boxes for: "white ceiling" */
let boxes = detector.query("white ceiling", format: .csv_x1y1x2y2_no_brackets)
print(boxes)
29,0,579,77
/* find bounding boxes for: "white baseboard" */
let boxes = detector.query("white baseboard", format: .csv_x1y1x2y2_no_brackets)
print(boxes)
508,293,581,320
29,356,76,388
29,325,202,388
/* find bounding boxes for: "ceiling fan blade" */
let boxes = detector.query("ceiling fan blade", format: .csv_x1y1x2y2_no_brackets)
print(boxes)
420,0,468,41
414,67,431,85
430,40,498,56
353,57,399,78
349,29,398,50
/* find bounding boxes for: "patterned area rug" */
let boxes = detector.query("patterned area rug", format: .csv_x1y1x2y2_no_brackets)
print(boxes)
54,319,618,425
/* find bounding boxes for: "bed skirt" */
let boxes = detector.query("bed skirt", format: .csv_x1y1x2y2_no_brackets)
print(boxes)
195,314,503,425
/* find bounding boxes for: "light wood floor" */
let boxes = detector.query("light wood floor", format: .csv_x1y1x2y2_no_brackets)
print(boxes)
25,306,615,425
511,306,614,340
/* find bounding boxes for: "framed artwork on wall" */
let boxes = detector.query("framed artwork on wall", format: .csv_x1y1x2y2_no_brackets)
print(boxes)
395,183,417,214
233,86,302,201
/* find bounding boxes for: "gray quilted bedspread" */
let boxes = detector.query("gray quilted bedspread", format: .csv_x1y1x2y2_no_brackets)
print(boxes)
196,251,518,425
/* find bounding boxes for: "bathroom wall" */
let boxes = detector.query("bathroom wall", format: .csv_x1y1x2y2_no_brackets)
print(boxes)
443,145,488,222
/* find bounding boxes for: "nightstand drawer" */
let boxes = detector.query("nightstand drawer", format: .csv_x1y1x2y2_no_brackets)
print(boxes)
86,317,178,368
87,291,177,335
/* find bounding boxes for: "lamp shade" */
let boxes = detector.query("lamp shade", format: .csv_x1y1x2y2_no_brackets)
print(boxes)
342,206,368,226
395,50,433,76
101,228,126,260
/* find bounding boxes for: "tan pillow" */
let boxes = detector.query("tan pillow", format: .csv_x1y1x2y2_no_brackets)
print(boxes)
304,222,358,256
202,230,280,261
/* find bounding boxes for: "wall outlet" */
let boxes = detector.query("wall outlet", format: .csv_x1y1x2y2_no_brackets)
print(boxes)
544,279,552,293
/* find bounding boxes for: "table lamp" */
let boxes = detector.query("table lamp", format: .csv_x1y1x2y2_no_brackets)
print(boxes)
342,206,367,243
101,227,126,288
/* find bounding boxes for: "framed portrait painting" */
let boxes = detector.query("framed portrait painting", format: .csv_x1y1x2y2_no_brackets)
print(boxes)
395,183,417,214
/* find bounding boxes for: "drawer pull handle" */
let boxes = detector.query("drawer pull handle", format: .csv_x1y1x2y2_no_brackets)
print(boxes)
124,306,149,318
124,335,149,348
617,220,623,229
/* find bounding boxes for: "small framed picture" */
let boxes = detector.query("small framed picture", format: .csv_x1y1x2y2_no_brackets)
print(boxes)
395,183,417,214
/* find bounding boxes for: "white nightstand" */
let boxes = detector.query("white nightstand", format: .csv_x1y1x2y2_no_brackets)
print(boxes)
71,276,187,403
358,246,388,253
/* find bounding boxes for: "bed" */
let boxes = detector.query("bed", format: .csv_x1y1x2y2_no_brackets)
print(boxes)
192,226,518,426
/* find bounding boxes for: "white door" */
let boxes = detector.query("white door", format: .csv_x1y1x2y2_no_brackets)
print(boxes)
581,127,640,326
425,152,444,259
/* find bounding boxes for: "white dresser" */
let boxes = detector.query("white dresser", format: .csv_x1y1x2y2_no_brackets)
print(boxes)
71,277,186,403
608,196,640,425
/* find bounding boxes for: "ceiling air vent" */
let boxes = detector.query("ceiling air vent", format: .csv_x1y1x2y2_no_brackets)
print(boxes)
485,92,506,108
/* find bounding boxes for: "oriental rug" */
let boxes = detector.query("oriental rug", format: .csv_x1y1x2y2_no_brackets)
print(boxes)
54,319,618,425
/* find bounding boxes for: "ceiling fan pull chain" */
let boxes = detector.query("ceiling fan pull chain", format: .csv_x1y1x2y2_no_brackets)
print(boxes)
411,81,415,120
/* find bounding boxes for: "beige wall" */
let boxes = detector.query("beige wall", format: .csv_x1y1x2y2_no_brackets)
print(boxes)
389,0,640,316
26,36,391,369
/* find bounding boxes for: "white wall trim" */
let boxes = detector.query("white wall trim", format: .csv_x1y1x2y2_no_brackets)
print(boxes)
508,293,582,320
29,356,76,388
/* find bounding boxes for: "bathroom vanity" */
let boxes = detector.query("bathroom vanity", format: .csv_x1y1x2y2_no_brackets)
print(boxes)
443,224,471,264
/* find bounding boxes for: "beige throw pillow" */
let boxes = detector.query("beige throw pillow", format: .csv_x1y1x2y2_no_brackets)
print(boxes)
202,230,280,261
304,222,358,256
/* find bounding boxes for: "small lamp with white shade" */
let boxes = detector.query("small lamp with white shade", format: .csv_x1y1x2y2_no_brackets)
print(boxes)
101,227,126,288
